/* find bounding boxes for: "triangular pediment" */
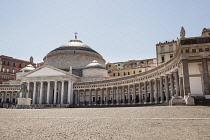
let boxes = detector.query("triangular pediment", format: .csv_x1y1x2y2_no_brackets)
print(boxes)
25,66,67,77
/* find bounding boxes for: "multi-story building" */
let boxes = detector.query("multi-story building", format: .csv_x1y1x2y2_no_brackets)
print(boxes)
106,58,157,77
0,55,36,84
156,40,177,65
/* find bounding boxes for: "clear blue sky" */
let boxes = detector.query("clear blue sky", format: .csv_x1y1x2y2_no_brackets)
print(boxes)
1,0,210,63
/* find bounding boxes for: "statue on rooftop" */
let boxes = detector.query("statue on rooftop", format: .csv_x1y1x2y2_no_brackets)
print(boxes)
180,26,186,38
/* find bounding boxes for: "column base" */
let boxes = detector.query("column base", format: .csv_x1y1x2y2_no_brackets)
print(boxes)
205,95,210,99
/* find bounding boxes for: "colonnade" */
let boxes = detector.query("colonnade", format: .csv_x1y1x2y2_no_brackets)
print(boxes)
74,71,181,106
25,80,73,105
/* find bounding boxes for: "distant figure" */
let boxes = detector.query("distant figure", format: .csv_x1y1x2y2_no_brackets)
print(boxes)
180,26,186,38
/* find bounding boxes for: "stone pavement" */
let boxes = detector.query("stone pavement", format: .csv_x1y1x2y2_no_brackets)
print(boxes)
0,106,210,140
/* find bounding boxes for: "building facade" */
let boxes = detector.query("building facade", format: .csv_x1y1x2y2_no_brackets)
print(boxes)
1,28,210,107
0,55,36,84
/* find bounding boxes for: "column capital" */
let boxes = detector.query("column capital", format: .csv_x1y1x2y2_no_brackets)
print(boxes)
201,54,209,59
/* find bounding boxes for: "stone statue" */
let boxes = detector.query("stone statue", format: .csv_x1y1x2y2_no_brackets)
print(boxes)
20,82,28,98
180,26,186,38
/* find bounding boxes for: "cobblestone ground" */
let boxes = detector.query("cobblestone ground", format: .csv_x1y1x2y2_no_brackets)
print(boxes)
0,106,210,140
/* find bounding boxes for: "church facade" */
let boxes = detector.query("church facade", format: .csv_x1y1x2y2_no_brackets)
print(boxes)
1,28,210,107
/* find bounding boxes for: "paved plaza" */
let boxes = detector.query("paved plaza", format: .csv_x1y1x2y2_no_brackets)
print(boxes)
0,106,210,140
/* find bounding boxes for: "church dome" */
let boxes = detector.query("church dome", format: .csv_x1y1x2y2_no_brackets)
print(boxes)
43,34,106,72
18,64,35,72
85,60,105,69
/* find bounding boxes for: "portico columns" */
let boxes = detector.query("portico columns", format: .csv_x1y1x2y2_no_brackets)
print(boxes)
116,86,119,105
144,81,148,103
26,82,30,98
60,81,64,104
159,77,164,103
32,81,36,104
149,80,153,103
154,79,158,103
174,71,180,96
89,89,92,105
128,85,130,104
170,73,175,97
182,59,190,96
100,89,103,105
133,84,136,104
83,89,86,105
39,81,43,104
164,75,169,102
139,83,142,104
46,81,50,104
67,80,72,104
122,86,125,104
111,87,114,105
53,81,57,104
202,57,210,96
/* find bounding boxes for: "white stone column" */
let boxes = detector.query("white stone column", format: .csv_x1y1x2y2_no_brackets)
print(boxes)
116,86,119,105
154,79,158,103
111,87,114,105
83,89,86,105
32,81,36,104
77,90,80,105
144,81,148,104
100,89,103,105
67,80,72,104
139,83,142,104
170,73,175,97
53,81,57,104
128,85,130,104
149,80,153,104
122,86,125,104
60,81,64,104
27,81,30,98
133,84,136,104
160,77,164,103
106,88,108,105
164,75,169,102
174,71,180,96
89,89,92,105
46,81,50,104
39,81,43,104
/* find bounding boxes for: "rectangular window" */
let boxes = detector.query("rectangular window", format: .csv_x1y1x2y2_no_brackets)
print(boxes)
160,46,165,53
192,49,196,53
133,71,135,74
12,69,15,73
161,56,165,63
13,63,16,67
19,64,22,68
118,73,120,76
7,62,10,66
3,61,6,65
118,64,120,66
7,69,9,73
170,55,173,58
2,68,5,72
169,45,173,52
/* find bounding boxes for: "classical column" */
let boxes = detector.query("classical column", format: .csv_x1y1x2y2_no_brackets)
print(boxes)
133,84,136,104
120,87,122,104
154,78,158,103
144,81,148,103
202,57,210,96
89,89,92,105
39,81,43,104
182,59,190,96
160,77,164,103
106,88,108,105
100,89,103,105
122,86,125,104
174,71,180,96
27,82,30,98
46,81,50,104
83,89,86,105
149,80,153,103
111,87,114,105
139,83,142,104
53,81,57,104
170,73,175,97
32,81,36,104
164,75,169,102
77,90,80,105
179,77,184,97
95,89,98,105
128,85,131,104
116,86,119,105
60,81,64,104
67,80,72,104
